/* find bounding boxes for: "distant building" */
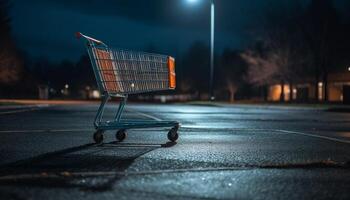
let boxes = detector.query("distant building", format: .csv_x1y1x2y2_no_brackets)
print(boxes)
267,73,350,103
79,87,101,99
38,85,49,100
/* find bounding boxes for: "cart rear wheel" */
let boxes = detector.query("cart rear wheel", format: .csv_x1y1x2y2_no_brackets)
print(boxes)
116,130,127,142
93,130,104,144
167,128,179,142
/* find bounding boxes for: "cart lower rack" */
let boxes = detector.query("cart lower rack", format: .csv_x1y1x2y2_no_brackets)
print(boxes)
77,32,179,143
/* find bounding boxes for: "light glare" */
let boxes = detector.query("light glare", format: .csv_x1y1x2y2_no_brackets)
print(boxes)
187,0,198,4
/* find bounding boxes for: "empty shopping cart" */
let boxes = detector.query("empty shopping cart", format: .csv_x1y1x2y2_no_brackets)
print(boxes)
76,32,179,143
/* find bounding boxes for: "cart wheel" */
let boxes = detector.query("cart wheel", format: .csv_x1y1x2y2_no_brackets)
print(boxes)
93,130,104,144
167,128,179,142
116,130,127,142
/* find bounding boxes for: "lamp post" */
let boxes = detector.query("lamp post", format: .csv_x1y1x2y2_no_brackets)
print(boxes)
188,0,215,101
209,0,215,101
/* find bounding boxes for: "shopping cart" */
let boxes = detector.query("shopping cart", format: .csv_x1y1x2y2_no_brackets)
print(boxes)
76,32,179,143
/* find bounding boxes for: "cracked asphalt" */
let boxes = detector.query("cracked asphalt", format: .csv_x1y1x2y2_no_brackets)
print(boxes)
0,103,349,199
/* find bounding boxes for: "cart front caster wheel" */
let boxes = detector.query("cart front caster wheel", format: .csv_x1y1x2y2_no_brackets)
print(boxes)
116,130,127,142
93,130,104,144
167,128,179,142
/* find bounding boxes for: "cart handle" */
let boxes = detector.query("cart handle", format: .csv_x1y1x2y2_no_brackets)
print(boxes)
76,32,106,46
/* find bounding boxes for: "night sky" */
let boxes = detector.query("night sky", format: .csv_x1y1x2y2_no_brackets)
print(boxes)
9,0,350,62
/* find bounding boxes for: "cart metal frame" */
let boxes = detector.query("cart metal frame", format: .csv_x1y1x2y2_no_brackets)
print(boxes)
77,32,179,143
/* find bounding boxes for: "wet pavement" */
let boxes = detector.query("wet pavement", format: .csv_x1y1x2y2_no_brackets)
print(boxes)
0,103,349,199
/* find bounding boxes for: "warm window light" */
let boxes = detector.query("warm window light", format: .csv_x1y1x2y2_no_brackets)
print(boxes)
92,90,100,98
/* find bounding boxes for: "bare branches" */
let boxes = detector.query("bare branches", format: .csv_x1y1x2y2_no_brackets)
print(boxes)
241,0,308,88
0,0,23,85
0,48,22,84
241,51,278,86
219,49,247,102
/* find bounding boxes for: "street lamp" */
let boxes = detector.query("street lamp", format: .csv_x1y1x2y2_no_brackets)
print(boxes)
187,0,215,101
187,0,199,3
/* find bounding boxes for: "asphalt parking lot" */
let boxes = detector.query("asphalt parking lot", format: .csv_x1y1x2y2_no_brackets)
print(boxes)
0,103,349,199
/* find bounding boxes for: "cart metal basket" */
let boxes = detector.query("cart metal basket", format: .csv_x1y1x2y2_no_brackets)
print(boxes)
77,32,179,143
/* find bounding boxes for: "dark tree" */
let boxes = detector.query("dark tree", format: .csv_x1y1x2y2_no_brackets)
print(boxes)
0,0,23,86
219,49,247,102
301,0,340,102
181,41,210,95
242,0,311,102
0,0,10,44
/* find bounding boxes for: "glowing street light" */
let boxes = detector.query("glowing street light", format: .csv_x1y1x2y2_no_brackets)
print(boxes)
187,0,198,3
187,0,215,101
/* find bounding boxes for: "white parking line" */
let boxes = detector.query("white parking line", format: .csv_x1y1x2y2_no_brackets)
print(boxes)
3,105,348,146
0,105,48,115
279,130,350,144
0,129,91,133
0,108,39,115
126,109,162,121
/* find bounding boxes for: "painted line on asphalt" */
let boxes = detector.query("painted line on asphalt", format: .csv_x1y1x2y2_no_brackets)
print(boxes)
279,130,350,144
179,125,276,131
0,127,284,134
0,105,49,115
0,129,91,133
126,109,162,121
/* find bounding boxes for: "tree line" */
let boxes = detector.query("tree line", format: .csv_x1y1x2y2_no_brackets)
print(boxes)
167,0,350,102
1,0,350,102
241,0,350,102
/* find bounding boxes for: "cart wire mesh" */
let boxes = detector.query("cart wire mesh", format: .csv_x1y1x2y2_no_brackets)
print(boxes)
89,45,176,96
